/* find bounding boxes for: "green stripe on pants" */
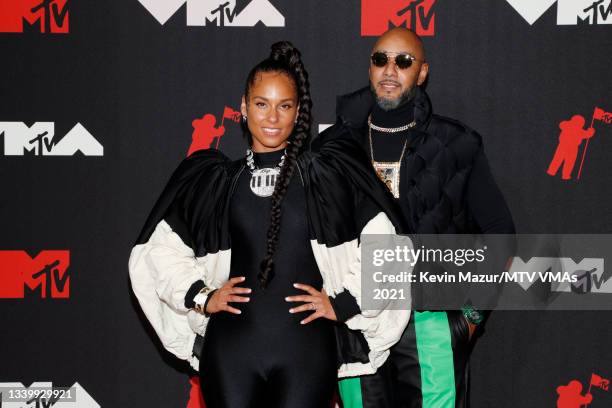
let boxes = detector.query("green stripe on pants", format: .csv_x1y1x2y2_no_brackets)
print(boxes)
338,376,363,408
414,311,456,407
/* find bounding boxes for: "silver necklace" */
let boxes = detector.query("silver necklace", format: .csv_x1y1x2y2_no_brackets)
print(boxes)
246,148,286,197
368,115,416,198
368,116,417,133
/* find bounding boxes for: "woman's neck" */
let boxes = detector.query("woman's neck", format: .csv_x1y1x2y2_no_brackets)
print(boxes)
251,146,286,166
251,142,288,153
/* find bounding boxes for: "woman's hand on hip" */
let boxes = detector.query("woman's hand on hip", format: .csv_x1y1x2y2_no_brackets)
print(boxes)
286,283,338,324
205,276,251,315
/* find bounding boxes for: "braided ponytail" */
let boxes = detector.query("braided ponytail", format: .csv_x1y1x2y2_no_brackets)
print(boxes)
243,41,312,288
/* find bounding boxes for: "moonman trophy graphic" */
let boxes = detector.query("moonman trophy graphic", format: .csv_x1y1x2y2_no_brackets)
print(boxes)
547,106,611,180
556,373,610,408
556,380,593,408
547,114,595,180
187,106,241,156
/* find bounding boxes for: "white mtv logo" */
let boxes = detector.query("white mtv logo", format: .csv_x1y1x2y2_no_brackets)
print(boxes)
138,0,285,27
506,0,612,25
0,382,100,407
508,257,611,293
0,122,103,156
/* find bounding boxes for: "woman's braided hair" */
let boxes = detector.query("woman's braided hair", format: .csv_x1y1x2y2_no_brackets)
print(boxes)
243,41,312,289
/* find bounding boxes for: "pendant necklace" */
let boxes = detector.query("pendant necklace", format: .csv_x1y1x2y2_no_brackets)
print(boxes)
368,115,416,198
246,148,286,197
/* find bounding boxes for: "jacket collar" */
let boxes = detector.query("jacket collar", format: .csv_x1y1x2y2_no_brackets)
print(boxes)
336,85,433,130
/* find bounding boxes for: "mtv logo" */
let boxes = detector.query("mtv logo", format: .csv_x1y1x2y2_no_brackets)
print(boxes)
0,0,69,33
138,0,285,27
0,250,71,299
508,257,611,293
361,0,436,36
506,0,612,25
559,258,611,293
0,122,103,156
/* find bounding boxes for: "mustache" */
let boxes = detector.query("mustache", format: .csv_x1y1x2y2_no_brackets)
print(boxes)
377,80,401,86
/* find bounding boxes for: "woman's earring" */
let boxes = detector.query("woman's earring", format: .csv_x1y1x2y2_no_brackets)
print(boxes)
242,114,247,122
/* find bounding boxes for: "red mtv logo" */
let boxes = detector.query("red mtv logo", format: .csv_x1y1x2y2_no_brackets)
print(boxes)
0,250,70,298
361,0,435,37
0,0,70,33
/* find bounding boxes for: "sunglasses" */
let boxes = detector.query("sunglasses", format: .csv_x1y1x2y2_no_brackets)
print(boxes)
370,51,420,70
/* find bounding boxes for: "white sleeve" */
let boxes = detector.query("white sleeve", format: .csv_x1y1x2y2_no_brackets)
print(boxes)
128,219,209,364
145,221,206,314
311,212,413,377
344,212,412,355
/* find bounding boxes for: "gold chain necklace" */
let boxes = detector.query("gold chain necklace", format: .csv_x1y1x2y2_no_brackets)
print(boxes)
368,115,416,198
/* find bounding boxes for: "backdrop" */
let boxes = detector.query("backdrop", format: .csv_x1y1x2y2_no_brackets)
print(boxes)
1,0,611,407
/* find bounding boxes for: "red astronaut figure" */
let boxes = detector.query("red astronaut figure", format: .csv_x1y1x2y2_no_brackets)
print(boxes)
187,114,225,157
547,115,595,180
556,380,593,408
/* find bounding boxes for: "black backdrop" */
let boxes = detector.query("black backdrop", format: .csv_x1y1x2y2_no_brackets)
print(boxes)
1,1,611,407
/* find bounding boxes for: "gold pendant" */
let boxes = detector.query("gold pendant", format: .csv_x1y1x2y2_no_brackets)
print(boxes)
372,160,401,198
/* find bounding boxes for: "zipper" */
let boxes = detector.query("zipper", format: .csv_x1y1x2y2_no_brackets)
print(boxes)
296,159,305,187
229,163,246,198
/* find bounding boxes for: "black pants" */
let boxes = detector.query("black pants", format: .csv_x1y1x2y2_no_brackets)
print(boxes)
199,296,337,408
338,311,472,408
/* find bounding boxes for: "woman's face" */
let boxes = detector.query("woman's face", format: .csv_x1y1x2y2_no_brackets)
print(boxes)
241,71,299,153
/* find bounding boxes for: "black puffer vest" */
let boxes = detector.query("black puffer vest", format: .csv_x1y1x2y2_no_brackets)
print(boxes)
321,86,484,234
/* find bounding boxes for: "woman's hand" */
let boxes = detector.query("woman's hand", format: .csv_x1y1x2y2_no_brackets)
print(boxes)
205,276,251,315
285,283,338,324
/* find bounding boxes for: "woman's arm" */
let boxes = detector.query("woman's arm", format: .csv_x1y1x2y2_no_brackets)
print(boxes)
128,149,234,366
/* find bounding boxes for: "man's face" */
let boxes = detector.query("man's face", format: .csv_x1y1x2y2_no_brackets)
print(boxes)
369,31,428,110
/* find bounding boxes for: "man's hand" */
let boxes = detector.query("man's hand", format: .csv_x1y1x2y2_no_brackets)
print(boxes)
205,276,251,315
286,283,338,324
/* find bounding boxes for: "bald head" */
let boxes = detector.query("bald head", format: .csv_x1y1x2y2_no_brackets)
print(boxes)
372,27,426,62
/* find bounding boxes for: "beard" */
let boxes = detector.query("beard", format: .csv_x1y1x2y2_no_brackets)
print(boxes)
371,83,417,111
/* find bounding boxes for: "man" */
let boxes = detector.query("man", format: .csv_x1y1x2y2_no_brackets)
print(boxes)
320,28,515,407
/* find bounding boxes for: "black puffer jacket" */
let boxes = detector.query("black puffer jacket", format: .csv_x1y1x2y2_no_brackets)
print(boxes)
317,86,515,235
316,87,515,362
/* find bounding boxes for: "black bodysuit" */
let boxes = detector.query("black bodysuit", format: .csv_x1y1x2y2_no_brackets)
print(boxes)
199,149,337,408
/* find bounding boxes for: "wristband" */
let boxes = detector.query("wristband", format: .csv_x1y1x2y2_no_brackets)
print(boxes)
194,286,214,315
202,289,217,318
461,305,484,325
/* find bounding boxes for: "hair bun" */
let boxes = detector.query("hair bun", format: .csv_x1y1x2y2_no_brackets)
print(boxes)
269,41,301,68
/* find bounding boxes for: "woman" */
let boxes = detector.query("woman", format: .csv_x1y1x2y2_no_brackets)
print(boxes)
129,42,411,408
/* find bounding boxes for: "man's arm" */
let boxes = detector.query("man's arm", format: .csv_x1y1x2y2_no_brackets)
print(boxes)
464,148,516,338
465,149,515,234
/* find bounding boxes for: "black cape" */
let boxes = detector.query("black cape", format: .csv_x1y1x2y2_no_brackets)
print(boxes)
133,132,409,368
